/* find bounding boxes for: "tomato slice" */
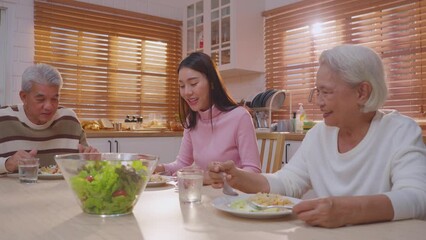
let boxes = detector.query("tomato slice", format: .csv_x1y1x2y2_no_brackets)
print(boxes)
86,175,94,182
112,189,127,197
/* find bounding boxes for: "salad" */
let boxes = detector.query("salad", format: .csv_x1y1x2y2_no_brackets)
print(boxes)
70,160,148,215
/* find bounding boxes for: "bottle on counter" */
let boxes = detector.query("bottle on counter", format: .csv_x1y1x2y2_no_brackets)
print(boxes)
291,112,296,133
136,116,143,130
295,103,306,133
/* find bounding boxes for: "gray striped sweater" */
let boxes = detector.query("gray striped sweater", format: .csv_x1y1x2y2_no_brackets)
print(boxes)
0,104,88,173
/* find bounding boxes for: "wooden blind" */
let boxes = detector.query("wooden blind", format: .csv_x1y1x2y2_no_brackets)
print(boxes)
34,0,182,122
263,0,426,121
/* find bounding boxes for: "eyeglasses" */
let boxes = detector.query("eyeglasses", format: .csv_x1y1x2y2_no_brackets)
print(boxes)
308,87,334,103
308,87,319,103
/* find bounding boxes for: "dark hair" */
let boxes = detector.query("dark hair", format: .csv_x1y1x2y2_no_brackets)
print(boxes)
177,52,237,129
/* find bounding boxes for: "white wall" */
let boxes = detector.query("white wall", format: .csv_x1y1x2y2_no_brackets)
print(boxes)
0,0,298,106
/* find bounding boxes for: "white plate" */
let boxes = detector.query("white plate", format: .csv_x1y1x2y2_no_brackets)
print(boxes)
147,175,175,187
211,194,301,219
38,173,63,180
7,172,63,180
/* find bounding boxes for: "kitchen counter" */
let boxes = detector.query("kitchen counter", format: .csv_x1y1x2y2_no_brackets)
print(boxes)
85,130,183,138
85,129,424,142
85,130,306,141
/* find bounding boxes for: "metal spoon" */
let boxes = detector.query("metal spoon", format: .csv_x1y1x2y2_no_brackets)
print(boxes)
222,173,238,196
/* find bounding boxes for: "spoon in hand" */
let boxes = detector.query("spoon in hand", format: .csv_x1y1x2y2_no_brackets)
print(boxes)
222,173,238,196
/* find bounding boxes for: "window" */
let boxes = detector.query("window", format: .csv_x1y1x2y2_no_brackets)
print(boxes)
263,0,426,121
34,0,182,121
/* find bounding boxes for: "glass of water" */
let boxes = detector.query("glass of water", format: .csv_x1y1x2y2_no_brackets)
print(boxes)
177,166,204,203
18,158,39,183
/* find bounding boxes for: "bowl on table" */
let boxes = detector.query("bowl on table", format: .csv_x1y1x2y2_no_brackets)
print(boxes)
55,153,158,217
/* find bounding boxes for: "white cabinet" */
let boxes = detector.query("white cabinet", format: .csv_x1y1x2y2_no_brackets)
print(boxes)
284,140,302,164
184,0,265,77
87,137,182,164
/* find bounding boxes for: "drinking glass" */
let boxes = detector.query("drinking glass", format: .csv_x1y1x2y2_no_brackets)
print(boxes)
18,158,39,183
177,167,203,203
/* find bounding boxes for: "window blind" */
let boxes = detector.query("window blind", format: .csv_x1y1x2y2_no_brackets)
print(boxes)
263,0,426,121
34,0,182,122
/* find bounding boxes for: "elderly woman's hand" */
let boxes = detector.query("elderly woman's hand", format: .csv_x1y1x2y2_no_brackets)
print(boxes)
208,160,237,189
208,161,269,193
293,195,394,228
292,197,343,228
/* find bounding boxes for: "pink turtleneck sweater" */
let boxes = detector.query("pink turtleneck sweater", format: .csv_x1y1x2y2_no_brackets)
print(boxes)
163,106,261,174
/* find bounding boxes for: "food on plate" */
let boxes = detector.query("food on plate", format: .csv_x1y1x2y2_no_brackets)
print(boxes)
230,193,293,213
39,165,61,174
70,160,148,215
249,193,293,206
149,174,166,183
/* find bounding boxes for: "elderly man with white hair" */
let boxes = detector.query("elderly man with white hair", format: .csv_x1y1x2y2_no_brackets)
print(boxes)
0,63,97,174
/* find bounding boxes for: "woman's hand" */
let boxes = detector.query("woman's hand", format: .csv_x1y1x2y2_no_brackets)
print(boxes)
292,197,342,228
208,160,237,189
154,164,165,174
293,195,394,228
208,160,269,193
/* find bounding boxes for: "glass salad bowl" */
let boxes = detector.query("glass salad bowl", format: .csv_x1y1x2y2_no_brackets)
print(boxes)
55,153,158,217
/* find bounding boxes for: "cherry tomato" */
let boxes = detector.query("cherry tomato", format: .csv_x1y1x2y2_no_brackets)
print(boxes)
86,175,94,182
112,189,127,197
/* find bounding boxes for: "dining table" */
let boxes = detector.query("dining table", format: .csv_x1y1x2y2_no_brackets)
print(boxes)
0,175,425,240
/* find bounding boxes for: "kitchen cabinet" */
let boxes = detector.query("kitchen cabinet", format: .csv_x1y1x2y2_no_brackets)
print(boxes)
284,140,302,164
184,0,264,77
87,137,182,164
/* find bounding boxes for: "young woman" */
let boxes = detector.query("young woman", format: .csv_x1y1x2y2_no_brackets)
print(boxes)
155,52,261,184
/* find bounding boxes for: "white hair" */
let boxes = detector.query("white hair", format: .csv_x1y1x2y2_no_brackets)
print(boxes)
21,63,63,92
319,44,388,112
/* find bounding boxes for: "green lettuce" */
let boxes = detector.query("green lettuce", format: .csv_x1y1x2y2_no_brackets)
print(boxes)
70,160,148,215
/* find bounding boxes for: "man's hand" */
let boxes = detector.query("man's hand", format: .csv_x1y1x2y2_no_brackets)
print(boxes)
78,144,98,153
5,149,37,173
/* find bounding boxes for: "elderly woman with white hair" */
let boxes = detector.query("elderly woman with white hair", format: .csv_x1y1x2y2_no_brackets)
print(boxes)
208,45,426,228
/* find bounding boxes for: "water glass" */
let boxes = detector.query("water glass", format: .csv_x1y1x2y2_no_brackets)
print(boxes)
18,158,39,183
177,167,203,203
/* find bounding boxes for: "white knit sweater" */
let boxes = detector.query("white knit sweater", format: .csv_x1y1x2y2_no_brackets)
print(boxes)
264,110,426,220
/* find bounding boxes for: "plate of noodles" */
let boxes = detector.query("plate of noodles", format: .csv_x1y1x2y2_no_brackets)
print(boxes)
38,165,63,180
147,174,175,187
211,193,300,219
7,165,63,180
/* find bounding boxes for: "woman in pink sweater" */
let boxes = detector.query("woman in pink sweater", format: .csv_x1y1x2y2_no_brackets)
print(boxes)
155,52,261,184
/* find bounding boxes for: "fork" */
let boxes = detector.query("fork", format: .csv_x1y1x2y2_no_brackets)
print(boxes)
247,200,293,210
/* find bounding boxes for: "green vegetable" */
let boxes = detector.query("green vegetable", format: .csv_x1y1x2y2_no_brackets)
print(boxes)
70,160,148,215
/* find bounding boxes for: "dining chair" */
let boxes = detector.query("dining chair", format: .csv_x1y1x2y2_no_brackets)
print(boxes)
256,132,286,173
